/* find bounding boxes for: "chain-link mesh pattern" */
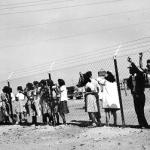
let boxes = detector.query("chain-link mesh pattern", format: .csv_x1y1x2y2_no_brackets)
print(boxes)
0,49,150,126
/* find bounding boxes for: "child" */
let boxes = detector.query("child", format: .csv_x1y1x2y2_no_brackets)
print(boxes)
58,79,69,125
85,87,98,127
16,86,27,124
97,71,120,126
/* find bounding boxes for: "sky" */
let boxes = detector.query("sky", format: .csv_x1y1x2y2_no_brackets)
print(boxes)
0,0,150,90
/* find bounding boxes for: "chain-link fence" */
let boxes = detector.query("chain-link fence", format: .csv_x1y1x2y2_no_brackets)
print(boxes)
0,44,150,127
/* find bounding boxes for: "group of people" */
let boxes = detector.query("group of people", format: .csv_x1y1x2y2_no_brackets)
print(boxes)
127,55,150,128
0,79,69,126
78,70,121,127
78,53,150,128
0,53,150,128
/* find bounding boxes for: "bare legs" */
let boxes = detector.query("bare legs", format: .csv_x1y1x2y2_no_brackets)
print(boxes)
105,109,117,126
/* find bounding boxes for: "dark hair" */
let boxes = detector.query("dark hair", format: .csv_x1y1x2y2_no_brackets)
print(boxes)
58,79,65,87
33,81,39,86
105,71,115,83
26,83,34,90
2,86,12,93
147,59,150,63
17,86,23,92
40,80,47,86
86,71,92,78
46,79,54,86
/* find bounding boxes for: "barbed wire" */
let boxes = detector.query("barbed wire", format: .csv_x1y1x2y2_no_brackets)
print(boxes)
5,44,150,80
7,37,150,73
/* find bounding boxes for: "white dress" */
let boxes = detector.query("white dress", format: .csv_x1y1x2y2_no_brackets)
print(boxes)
16,93,26,113
97,77,120,110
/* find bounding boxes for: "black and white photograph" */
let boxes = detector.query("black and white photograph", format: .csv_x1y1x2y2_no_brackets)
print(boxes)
0,0,150,149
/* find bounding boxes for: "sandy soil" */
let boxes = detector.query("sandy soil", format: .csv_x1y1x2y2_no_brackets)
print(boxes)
0,95,150,150
0,124,150,150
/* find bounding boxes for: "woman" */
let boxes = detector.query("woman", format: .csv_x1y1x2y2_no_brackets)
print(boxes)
84,71,101,126
85,85,98,127
33,81,41,117
39,80,52,125
26,83,37,125
58,79,69,125
0,86,12,124
97,71,120,126
15,86,27,124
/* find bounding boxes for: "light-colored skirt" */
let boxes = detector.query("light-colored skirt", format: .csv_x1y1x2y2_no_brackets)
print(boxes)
86,94,98,112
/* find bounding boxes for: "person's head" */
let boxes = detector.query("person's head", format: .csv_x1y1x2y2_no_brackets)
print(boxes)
58,79,65,87
86,71,92,78
39,80,47,87
146,59,150,70
46,79,54,87
26,83,34,91
2,86,12,94
33,81,39,88
128,63,138,75
105,71,115,83
17,86,23,92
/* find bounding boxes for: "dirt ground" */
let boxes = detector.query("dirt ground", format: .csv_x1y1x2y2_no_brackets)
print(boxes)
0,124,150,150
0,97,150,150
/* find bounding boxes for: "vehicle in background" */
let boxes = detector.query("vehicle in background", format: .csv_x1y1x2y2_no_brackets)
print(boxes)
67,86,75,99
67,86,84,100
74,87,84,99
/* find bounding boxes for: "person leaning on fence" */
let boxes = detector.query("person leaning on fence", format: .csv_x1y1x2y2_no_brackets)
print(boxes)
57,79,69,125
145,59,150,87
33,81,42,118
97,71,120,126
0,89,10,124
85,84,99,127
139,53,150,88
26,83,37,125
51,84,60,125
15,86,27,125
85,71,101,126
0,86,12,124
39,80,53,125
127,57,149,128
142,59,150,88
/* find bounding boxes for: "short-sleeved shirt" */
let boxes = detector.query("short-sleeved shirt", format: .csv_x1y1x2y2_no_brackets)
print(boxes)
16,93,25,101
60,85,68,101
90,78,99,92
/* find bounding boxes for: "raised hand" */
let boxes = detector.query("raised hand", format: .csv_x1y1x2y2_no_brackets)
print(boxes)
127,57,132,63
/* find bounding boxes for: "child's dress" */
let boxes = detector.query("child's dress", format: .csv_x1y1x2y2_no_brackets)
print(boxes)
86,94,98,112
97,77,120,110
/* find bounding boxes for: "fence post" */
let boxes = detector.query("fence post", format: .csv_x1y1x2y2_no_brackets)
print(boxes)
7,80,14,123
48,73,53,99
113,56,125,127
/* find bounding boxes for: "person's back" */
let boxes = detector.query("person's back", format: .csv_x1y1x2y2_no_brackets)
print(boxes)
127,62,145,94
127,57,148,128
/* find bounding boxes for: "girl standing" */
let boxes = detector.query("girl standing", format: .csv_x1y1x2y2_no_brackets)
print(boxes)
16,86,27,124
97,71,120,126
58,79,69,125
85,86,98,127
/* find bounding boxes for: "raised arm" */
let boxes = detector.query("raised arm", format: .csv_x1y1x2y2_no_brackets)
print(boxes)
127,57,143,74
